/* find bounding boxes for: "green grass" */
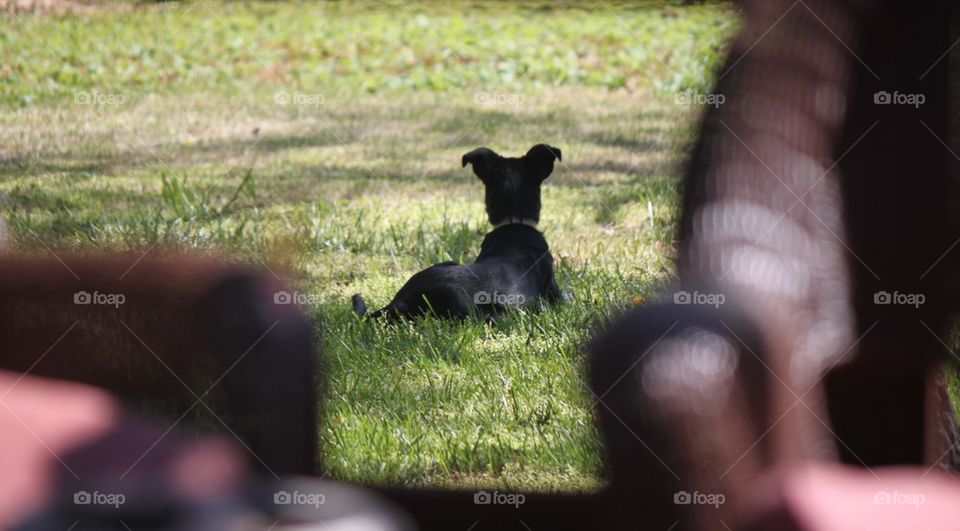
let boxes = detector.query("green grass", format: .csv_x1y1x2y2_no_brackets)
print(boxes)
1,1,734,106
0,1,739,491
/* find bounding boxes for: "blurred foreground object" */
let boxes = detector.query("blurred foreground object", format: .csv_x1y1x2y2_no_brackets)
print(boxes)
589,0,960,530
0,254,317,476
0,370,413,531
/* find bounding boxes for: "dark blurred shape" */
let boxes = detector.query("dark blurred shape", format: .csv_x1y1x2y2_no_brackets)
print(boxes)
0,254,317,477
589,0,960,530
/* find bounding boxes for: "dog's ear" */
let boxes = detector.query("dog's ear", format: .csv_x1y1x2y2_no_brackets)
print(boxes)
462,147,500,181
523,144,561,182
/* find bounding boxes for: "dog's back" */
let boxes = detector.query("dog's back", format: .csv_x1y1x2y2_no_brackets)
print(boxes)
353,144,562,321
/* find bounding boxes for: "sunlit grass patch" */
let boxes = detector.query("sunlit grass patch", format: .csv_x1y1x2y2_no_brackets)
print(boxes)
1,0,737,491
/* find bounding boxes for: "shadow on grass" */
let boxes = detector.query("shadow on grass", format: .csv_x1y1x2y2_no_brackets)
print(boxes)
0,129,357,179
2,104,691,211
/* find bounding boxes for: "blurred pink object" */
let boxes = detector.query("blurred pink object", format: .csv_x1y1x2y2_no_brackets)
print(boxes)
0,369,246,529
748,464,960,531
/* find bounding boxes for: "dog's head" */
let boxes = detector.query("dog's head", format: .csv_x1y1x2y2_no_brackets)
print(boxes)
461,144,561,226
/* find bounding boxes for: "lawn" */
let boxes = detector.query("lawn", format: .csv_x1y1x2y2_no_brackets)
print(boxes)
0,1,738,491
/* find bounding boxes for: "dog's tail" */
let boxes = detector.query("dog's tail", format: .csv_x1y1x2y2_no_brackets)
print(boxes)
351,293,368,317
351,294,384,319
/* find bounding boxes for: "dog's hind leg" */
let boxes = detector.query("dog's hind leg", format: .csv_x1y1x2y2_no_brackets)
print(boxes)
545,270,563,303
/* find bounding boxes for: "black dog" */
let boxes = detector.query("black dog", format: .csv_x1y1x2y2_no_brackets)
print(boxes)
352,144,563,320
